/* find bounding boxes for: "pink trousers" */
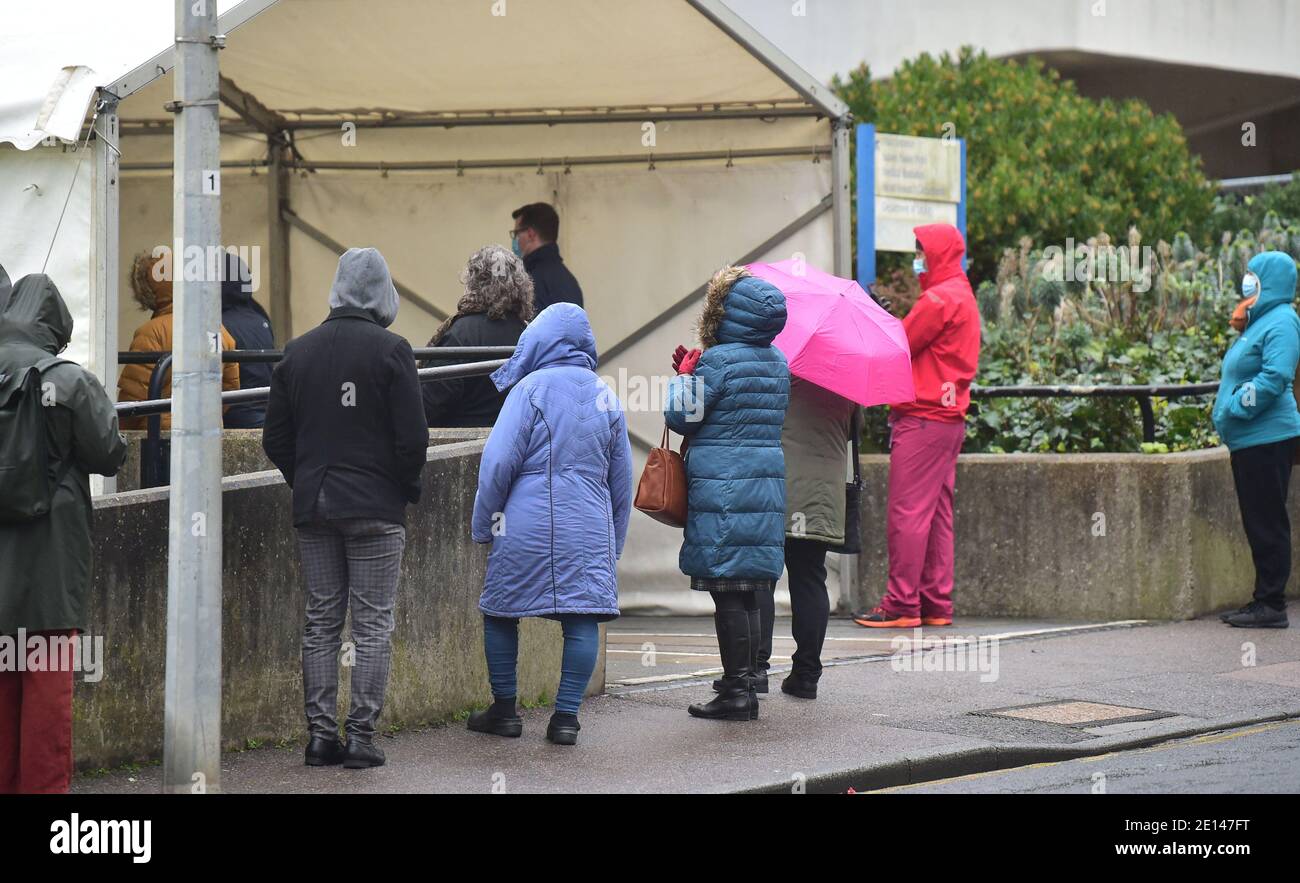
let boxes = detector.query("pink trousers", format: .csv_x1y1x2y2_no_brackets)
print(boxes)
882,416,965,619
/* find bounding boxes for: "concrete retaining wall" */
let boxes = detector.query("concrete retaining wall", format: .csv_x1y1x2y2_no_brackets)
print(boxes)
78,438,602,770
849,447,1300,620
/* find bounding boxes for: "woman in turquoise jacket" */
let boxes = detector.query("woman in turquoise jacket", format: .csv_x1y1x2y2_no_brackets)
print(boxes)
665,266,789,721
1212,250,1300,629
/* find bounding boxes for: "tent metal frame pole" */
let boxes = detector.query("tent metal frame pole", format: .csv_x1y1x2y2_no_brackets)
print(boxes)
601,193,832,366
280,207,447,321
829,114,858,609
267,140,292,340
616,191,831,457
121,145,830,173
277,145,830,174
685,0,848,120
118,105,824,136
162,0,224,796
89,96,121,496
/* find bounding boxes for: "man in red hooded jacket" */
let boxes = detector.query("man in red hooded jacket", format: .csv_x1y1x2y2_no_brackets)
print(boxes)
856,224,981,628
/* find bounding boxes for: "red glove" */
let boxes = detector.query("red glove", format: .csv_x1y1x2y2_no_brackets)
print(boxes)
677,348,702,375
671,345,688,372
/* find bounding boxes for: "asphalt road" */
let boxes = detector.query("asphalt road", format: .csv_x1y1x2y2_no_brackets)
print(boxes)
875,719,1300,794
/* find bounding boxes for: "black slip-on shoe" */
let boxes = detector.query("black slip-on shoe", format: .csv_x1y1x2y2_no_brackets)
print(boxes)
342,740,386,769
304,736,345,767
780,674,819,700
1225,602,1289,629
545,713,581,746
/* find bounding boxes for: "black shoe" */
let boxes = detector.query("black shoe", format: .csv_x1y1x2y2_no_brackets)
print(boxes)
1225,602,1289,629
1220,604,1253,622
467,697,523,738
712,669,768,695
342,740,385,769
546,712,581,746
781,673,818,700
304,736,345,766
690,607,758,721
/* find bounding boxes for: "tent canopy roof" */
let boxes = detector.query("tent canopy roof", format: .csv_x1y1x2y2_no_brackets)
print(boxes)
1,0,844,148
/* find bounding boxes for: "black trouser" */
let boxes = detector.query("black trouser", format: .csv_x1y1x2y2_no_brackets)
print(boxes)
709,591,758,613
1230,437,1297,611
756,538,831,680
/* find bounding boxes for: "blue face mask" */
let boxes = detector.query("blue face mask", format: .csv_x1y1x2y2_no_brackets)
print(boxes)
913,257,927,276
511,236,522,258
1242,273,1260,298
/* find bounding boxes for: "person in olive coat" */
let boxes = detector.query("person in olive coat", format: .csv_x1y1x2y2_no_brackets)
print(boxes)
0,274,127,793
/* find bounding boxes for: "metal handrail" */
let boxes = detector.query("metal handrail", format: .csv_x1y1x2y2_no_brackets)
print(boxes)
968,381,1220,444
120,352,510,488
116,358,509,419
116,346,518,364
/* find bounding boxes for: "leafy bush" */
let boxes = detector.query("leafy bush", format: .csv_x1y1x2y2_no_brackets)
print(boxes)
862,225,1299,454
833,47,1216,282
1208,174,1300,241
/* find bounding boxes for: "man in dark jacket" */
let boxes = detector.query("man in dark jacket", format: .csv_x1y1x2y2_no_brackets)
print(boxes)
0,274,127,793
262,247,428,771
511,202,583,313
220,252,275,428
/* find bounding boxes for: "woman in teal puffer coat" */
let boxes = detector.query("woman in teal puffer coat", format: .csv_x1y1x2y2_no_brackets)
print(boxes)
1212,250,1300,629
665,266,789,721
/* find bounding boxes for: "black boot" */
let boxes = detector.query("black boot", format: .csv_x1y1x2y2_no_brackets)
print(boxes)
468,696,524,737
342,739,386,769
546,712,581,746
712,668,768,695
304,736,345,766
689,606,759,721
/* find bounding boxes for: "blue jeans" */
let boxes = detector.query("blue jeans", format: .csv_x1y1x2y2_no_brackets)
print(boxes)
483,615,599,715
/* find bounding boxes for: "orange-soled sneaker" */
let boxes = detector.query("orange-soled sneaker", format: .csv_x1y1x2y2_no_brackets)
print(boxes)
852,606,921,629
921,616,952,626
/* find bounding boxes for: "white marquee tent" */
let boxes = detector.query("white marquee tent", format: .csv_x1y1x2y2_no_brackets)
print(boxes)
0,0,852,613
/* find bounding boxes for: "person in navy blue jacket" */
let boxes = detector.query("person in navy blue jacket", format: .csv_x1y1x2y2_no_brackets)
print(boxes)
220,252,275,428
467,302,633,745
665,266,789,722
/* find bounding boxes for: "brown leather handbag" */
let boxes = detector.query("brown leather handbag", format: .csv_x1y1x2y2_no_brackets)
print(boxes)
635,426,688,527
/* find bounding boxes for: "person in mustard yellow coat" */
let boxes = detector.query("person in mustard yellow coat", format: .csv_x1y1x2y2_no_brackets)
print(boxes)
116,251,239,430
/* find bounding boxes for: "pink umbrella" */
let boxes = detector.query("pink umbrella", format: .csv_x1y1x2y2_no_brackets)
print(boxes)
746,260,915,407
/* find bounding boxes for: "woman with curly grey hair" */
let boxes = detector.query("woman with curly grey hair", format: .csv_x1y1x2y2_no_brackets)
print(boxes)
423,245,535,427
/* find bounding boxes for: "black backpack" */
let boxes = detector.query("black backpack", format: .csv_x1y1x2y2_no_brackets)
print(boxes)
0,357,72,523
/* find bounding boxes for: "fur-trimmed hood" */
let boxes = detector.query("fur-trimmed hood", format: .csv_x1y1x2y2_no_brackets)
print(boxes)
696,266,787,348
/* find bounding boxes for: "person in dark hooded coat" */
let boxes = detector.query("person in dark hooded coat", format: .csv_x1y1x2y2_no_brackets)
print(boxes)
0,274,127,793
220,252,275,428
262,247,427,771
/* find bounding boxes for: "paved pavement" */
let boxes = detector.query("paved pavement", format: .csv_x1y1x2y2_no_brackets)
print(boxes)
875,719,1300,794
74,614,1300,794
